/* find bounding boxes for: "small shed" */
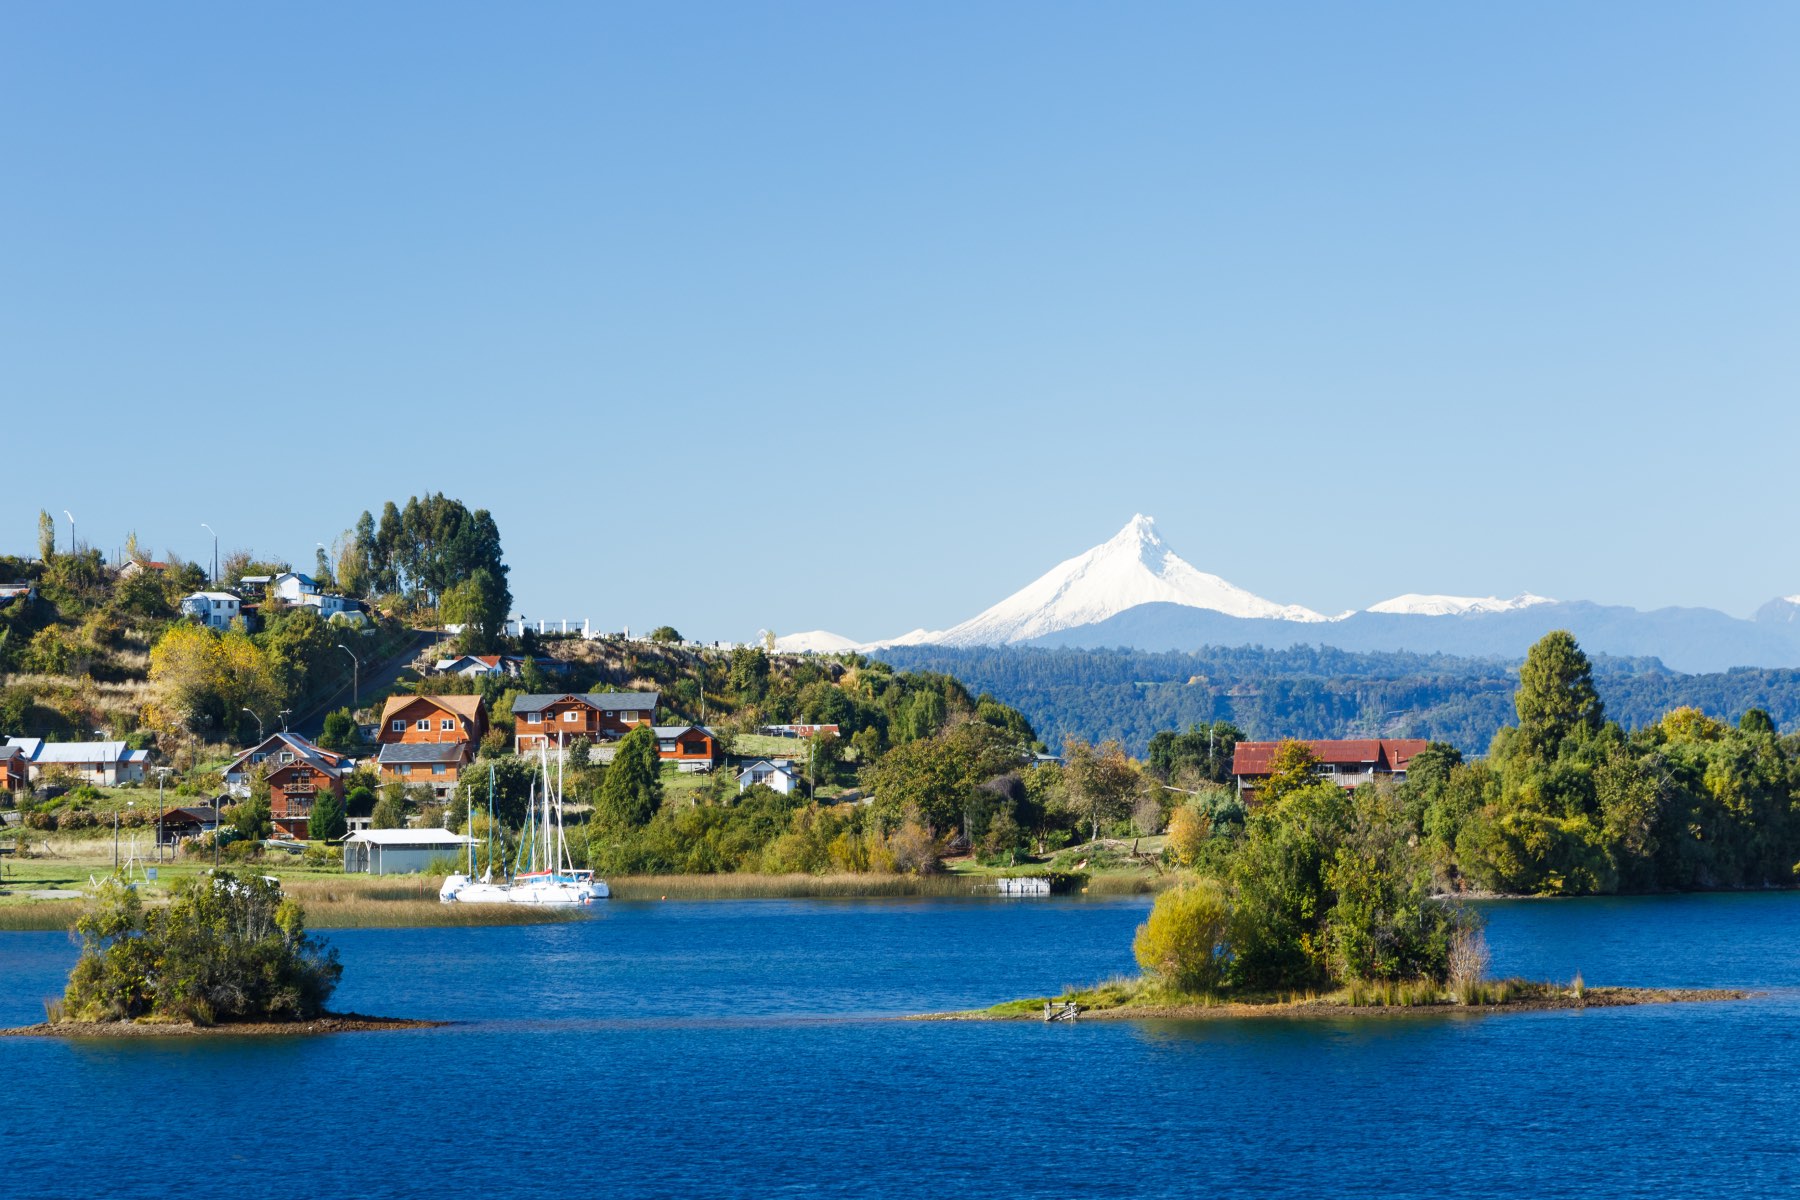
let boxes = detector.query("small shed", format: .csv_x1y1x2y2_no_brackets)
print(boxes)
342,828,476,875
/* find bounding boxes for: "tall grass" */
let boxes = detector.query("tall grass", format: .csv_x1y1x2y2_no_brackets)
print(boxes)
0,902,83,932
607,873,1000,900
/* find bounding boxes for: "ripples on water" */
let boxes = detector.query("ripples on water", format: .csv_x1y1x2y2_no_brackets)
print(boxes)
3,893,1797,1198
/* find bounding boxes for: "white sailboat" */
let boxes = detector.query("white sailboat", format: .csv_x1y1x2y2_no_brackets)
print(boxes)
440,741,609,905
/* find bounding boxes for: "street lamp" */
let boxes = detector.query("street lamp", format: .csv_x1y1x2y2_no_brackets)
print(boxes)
336,644,360,710
63,510,75,555
201,523,218,585
242,708,265,743
278,709,293,732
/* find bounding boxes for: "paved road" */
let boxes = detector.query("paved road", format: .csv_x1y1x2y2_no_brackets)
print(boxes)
291,628,446,738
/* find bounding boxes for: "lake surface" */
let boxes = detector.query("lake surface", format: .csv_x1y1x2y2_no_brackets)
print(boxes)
3,892,1798,1199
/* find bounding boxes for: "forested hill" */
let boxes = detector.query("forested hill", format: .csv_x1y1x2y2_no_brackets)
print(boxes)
871,644,1800,754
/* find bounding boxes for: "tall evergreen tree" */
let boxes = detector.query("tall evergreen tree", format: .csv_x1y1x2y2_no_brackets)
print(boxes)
595,726,663,831
308,788,347,842
1515,630,1603,757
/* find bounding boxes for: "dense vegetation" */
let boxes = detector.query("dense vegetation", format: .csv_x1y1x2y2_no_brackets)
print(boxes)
875,643,1800,753
61,873,341,1024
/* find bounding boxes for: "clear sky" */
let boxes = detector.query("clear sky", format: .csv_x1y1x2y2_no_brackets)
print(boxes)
5,3,1796,640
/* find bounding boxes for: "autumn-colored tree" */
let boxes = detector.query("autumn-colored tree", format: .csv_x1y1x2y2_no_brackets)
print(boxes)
1063,737,1141,842
1258,740,1321,805
148,623,280,735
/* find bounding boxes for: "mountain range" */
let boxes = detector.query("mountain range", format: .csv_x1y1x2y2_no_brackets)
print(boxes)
778,515,1800,674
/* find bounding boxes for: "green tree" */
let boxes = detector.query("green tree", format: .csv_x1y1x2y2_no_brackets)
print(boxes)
1062,737,1141,842
440,568,509,653
37,509,56,560
648,626,682,644
63,872,340,1024
319,708,357,753
594,726,662,831
1133,880,1233,994
1257,740,1321,805
1515,630,1602,758
232,775,273,842
371,781,408,830
308,788,347,842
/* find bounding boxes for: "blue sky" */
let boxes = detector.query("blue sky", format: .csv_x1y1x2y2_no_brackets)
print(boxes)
5,3,1797,640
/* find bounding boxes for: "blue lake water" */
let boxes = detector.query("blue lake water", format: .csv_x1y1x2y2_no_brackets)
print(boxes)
3,892,1798,1199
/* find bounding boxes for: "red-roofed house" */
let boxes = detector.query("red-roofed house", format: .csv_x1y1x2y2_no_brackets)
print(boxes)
1230,738,1429,800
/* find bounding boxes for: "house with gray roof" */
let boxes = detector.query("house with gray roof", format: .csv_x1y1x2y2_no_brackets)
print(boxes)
511,692,660,752
2,738,147,785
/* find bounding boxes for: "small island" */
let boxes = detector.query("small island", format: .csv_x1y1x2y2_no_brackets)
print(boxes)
7,871,434,1037
922,764,1755,1023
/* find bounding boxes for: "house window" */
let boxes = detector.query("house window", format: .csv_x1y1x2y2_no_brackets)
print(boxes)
279,752,293,764
441,718,455,731
417,718,430,731
433,764,447,775
400,764,411,775
391,720,405,732
563,712,579,723
526,712,541,724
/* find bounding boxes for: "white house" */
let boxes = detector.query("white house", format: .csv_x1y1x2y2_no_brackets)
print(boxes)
181,591,243,630
3,738,148,785
270,572,354,616
737,759,801,796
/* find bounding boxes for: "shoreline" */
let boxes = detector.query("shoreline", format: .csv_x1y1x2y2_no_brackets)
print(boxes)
916,986,1750,1022
0,1012,448,1038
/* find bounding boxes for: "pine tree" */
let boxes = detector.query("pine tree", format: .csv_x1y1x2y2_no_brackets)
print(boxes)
1515,630,1603,758
595,726,662,831
308,788,347,842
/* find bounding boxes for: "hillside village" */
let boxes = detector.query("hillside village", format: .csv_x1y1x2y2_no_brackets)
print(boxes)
7,496,1800,900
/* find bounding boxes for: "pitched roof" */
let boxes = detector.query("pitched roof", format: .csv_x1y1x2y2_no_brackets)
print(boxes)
737,759,798,778
222,732,345,778
651,725,709,738
1231,739,1431,777
510,691,659,714
377,742,469,764
378,694,486,726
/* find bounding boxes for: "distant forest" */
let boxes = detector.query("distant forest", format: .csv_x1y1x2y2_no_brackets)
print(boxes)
872,644,1800,754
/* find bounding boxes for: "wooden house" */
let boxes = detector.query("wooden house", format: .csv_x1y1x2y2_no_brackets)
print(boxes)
220,732,347,839
652,725,720,772
375,694,488,799
511,692,658,752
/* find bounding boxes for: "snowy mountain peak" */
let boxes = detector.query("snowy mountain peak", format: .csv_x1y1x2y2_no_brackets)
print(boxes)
1364,592,1557,617
933,515,1326,647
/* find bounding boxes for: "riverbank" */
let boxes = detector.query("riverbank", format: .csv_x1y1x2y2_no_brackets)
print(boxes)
1,1012,447,1038
921,980,1750,1021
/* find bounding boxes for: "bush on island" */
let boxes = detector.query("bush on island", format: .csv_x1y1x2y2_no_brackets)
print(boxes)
62,872,341,1025
1133,879,1233,994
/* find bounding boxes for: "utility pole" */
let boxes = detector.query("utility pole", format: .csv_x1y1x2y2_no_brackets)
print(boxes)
155,767,173,863
201,523,218,585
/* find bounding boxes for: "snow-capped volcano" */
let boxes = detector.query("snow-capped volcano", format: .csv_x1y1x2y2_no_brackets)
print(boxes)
1363,592,1557,618
933,514,1325,647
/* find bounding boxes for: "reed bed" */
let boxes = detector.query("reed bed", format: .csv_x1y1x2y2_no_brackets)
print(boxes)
608,873,1002,900
0,902,84,932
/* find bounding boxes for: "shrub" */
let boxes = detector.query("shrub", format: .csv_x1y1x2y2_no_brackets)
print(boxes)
61,809,99,831
1133,879,1232,994
62,872,340,1024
